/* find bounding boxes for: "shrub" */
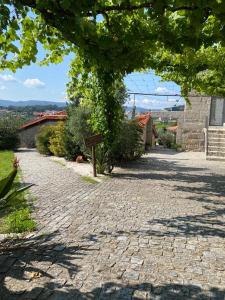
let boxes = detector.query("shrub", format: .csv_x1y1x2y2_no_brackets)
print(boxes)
171,143,182,151
36,122,66,157
0,117,20,150
36,125,55,155
112,119,144,162
95,145,109,174
49,122,66,157
64,106,93,160
158,130,175,148
93,119,144,174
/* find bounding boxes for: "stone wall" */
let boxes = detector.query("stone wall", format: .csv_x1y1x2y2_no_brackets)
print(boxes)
151,93,212,151
151,111,184,121
143,118,153,150
19,120,61,148
176,93,211,151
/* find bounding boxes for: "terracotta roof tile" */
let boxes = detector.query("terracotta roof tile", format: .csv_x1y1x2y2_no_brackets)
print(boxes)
20,113,67,130
136,113,151,127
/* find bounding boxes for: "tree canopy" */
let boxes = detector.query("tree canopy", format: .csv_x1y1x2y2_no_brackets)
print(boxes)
1,0,225,143
1,0,225,96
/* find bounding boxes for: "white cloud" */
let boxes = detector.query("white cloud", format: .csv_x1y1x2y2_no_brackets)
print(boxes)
0,74,17,82
23,78,45,88
142,98,159,104
155,87,171,94
135,98,160,108
167,98,177,102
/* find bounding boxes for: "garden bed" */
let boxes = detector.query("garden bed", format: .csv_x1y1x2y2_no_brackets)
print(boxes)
50,156,106,182
0,151,36,234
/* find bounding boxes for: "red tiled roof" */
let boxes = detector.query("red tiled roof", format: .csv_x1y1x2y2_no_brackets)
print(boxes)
136,113,151,128
33,111,66,117
20,113,67,130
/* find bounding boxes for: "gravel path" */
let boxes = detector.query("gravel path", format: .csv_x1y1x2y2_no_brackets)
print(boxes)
1,149,225,299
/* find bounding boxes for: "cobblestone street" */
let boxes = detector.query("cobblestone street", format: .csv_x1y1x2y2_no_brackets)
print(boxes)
1,149,225,299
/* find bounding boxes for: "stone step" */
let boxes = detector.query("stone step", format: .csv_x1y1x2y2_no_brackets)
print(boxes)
208,127,225,131
207,151,225,157
208,128,225,131
208,133,225,136
208,137,225,140
206,155,225,162
208,140,225,147
208,146,225,152
208,137,225,141
208,142,225,147
208,131,225,138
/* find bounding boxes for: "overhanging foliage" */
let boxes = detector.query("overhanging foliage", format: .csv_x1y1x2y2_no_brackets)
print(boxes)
1,1,225,122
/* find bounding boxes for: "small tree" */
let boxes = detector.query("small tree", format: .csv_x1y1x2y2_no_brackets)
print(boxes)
95,119,144,174
49,122,66,157
64,105,93,160
36,125,55,155
112,119,144,163
158,129,176,148
0,116,20,150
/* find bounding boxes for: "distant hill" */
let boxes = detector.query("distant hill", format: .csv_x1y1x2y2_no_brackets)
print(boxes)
164,105,185,111
125,106,150,113
125,106,166,113
0,100,179,112
0,99,67,108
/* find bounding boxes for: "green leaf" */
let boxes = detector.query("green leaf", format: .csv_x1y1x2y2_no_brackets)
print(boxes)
0,168,17,199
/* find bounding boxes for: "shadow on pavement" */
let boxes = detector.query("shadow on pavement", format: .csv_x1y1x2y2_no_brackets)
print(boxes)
0,280,225,299
107,154,225,239
0,231,92,299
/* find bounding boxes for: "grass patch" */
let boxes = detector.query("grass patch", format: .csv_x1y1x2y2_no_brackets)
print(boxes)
3,208,36,233
155,121,177,130
0,151,36,234
81,176,98,184
0,150,15,179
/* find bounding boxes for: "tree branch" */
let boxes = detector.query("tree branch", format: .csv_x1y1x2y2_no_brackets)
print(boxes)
85,2,201,16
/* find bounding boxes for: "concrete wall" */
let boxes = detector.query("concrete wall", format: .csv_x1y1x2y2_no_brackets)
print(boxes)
19,120,60,148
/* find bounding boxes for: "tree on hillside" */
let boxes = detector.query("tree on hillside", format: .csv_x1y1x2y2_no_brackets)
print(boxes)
1,1,225,143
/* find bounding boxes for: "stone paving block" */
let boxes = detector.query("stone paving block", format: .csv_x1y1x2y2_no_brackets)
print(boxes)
0,150,224,298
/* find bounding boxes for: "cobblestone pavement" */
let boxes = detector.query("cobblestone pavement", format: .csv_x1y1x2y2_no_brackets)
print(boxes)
1,149,225,299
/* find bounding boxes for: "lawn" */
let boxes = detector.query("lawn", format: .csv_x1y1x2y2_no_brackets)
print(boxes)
154,120,177,130
0,151,15,179
0,151,36,234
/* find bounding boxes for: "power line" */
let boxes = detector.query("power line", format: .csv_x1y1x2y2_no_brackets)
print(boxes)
128,92,210,98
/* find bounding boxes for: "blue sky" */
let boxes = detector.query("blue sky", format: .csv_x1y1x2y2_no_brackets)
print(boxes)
0,53,184,109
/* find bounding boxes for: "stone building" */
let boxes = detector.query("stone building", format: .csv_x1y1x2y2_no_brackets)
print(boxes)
20,111,156,150
151,92,225,160
19,113,67,148
176,92,225,160
176,92,211,151
136,113,157,149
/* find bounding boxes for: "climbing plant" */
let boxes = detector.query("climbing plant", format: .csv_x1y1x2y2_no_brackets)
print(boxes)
68,53,127,146
2,0,225,139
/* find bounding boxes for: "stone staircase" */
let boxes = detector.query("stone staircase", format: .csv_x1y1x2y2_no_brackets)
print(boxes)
206,127,225,161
